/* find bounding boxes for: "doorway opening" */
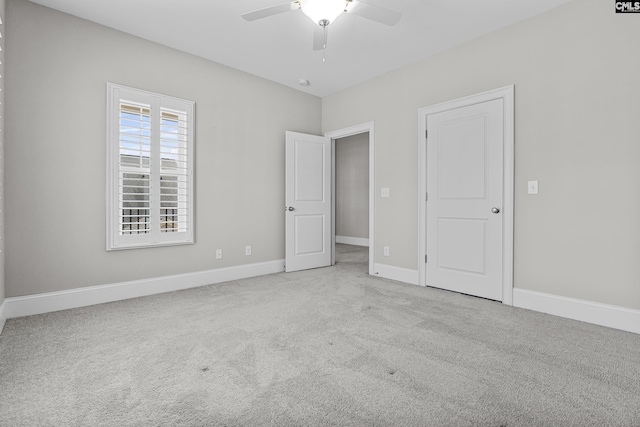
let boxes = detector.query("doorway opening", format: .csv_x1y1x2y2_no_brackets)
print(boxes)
325,122,375,275
334,132,369,271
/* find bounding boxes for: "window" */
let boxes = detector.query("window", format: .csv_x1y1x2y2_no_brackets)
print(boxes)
106,83,194,250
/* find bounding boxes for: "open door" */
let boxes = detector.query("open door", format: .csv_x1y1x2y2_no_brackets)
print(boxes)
285,131,332,272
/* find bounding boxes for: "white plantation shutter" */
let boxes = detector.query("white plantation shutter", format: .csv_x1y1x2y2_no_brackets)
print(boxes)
107,83,194,250
119,104,151,235
159,110,188,234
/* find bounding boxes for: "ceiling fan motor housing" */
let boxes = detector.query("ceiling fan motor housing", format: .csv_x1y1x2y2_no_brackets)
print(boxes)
300,0,347,26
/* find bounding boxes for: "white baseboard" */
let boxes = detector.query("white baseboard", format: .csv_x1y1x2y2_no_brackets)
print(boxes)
513,288,640,335
335,236,369,247
373,263,419,286
0,299,6,335
8,261,637,337
5,259,285,320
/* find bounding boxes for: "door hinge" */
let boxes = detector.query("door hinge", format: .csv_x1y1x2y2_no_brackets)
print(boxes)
425,255,427,263
425,129,428,139
425,192,428,201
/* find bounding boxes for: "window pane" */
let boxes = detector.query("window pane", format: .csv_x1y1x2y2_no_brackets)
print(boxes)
119,102,151,169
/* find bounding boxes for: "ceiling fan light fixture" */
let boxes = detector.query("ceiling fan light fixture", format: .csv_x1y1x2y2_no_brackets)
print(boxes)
300,0,346,26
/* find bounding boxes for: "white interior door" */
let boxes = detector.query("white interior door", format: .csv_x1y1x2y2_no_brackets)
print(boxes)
426,99,504,301
285,131,332,272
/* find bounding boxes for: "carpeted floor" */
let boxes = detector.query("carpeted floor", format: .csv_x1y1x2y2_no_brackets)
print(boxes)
1,244,639,426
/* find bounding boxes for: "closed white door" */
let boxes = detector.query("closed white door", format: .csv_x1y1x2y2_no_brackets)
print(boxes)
285,131,332,272
426,99,504,301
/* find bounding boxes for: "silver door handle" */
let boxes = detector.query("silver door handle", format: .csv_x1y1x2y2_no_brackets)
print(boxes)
491,207,500,214
286,206,294,211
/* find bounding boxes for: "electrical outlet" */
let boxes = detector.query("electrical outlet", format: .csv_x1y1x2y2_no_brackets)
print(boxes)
381,188,390,198
245,245,252,256
216,249,223,259
528,180,539,195
383,246,390,256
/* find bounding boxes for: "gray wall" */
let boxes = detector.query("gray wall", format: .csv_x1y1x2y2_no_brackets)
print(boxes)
5,0,321,297
322,0,640,310
335,133,369,240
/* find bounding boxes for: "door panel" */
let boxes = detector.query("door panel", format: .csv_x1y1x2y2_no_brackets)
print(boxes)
295,215,325,255
437,218,487,275
426,99,503,301
294,141,326,202
285,131,331,272
438,116,487,199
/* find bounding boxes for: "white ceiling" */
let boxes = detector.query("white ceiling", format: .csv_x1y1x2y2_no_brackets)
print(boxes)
29,0,570,97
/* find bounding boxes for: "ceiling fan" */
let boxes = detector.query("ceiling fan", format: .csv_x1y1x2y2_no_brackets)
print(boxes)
242,0,401,55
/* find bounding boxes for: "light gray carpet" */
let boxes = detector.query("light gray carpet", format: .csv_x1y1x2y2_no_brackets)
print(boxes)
1,244,639,426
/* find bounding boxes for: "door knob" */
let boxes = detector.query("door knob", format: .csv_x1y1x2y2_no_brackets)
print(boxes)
491,207,500,214
287,206,295,211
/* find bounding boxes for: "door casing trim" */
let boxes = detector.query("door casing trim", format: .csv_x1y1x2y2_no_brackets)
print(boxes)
325,122,375,276
418,86,514,305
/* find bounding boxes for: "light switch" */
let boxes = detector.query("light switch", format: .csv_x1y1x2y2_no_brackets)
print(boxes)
528,180,539,195
381,188,390,198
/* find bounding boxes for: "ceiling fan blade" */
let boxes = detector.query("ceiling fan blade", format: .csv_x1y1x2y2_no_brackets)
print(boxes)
347,0,401,26
312,25,326,51
242,2,299,22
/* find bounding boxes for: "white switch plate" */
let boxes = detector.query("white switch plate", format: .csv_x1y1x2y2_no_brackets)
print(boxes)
245,245,252,256
383,246,390,256
216,249,223,259
528,180,539,195
381,188,390,198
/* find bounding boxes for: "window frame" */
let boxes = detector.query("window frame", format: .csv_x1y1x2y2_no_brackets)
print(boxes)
106,83,195,251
